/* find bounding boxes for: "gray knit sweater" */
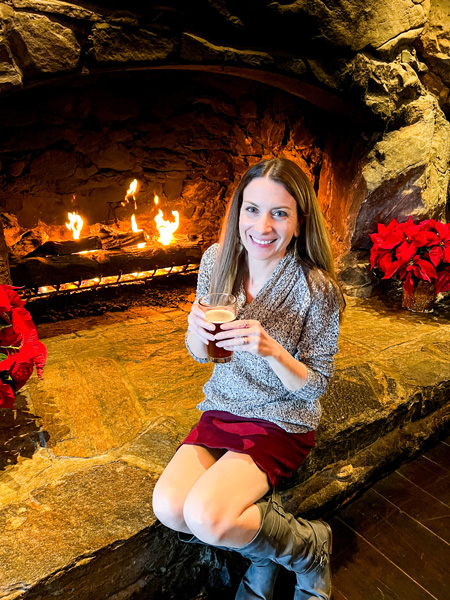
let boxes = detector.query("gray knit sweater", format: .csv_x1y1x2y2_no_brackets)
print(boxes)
186,244,340,433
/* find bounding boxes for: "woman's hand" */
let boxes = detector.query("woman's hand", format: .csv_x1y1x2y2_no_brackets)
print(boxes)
187,302,216,346
216,318,308,391
215,319,277,358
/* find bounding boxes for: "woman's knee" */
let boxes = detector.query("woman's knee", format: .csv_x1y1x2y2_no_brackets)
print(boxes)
183,491,235,546
152,479,186,532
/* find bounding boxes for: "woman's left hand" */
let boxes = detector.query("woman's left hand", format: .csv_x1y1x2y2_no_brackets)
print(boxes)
214,319,277,358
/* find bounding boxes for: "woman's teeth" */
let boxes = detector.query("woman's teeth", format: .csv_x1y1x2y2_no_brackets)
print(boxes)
251,236,274,245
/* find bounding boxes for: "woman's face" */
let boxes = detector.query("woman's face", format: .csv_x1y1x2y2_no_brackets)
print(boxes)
239,177,300,267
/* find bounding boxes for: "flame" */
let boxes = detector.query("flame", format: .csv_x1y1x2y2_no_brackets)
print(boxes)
122,179,139,209
66,212,83,239
155,209,179,245
131,214,146,248
154,195,159,205
131,214,140,232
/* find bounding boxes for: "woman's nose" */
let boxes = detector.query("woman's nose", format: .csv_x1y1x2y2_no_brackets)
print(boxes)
255,213,272,233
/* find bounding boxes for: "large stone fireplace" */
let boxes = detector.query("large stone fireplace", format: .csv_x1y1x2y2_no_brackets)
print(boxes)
2,3,450,599
1,0,450,298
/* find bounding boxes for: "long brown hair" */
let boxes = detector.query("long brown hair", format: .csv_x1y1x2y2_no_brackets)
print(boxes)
209,158,344,311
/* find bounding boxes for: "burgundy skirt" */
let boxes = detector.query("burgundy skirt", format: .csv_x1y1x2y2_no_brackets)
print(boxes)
181,410,315,487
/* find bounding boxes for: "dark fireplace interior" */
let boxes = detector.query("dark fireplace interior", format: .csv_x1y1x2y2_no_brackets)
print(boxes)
0,69,332,320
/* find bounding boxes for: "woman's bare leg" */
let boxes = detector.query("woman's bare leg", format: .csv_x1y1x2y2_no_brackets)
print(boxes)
183,451,270,548
152,444,226,534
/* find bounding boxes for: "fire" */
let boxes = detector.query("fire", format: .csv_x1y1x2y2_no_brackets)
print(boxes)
66,212,83,239
122,179,139,209
155,209,179,245
131,214,146,248
131,214,140,232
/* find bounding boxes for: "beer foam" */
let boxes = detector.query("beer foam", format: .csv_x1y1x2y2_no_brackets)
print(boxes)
205,309,235,323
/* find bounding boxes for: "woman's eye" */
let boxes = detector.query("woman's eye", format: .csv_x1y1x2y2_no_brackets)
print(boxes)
273,210,287,217
246,206,257,213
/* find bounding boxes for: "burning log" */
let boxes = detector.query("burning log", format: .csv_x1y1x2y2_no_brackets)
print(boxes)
98,229,146,250
24,230,146,257
28,236,103,257
9,235,203,288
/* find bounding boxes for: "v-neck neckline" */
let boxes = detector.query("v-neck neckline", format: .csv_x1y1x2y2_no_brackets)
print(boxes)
241,249,294,306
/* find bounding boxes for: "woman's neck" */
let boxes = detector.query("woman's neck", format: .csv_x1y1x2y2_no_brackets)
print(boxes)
244,256,282,302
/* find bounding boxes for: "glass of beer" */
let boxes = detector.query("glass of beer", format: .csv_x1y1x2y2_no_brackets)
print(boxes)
199,293,237,363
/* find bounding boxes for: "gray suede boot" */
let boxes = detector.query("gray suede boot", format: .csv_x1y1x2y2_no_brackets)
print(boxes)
235,558,280,600
178,532,280,600
236,492,332,600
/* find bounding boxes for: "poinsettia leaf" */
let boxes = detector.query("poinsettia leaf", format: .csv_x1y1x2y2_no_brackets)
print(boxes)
414,258,437,281
436,268,450,293
4,286,26,309
0,285,47,403
429,245,443,267
443,245,450,264
382,259,404,279
434,220,450,239
420,218,437,230
414,231,440,247
0,288,11,315
378,252,393,273
0,382,15,409
396,241,417,262
403,271,415,295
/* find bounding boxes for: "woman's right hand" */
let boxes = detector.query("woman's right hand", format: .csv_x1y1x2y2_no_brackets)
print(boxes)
187,302,215,346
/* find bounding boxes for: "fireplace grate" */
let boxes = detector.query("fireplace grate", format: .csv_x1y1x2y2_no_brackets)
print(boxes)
18,262,200,301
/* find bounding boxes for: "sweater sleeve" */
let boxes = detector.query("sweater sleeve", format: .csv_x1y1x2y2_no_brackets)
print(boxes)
185,244,218,363
292,278,340,402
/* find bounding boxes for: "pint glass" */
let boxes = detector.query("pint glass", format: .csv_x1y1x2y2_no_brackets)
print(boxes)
199,293,237,363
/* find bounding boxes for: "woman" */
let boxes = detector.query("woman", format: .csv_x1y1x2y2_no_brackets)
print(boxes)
152,158,342,599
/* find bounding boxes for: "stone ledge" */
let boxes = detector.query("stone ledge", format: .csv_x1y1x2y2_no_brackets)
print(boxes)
0,295,449,599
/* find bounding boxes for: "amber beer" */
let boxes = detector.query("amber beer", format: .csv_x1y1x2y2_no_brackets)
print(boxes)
199,294,237,363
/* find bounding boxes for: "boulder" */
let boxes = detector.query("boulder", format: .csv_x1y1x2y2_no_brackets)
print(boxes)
352,94,450,248
416,0,450,113
89,23,175,63
0,4,22,91
268,0,430,55
7,11,80,76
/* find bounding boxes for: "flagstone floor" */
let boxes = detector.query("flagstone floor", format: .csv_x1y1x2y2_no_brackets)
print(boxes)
0,288,449,599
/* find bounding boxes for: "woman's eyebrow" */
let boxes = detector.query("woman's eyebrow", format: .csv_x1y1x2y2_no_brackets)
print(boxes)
242,200,294,210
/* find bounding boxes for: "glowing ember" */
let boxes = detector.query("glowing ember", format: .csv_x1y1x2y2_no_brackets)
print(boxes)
155,209,179,245
66,212,83,239
122,179,139,209
35,265,199,297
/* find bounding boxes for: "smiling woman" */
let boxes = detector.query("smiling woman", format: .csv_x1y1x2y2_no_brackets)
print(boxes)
239,177,300,299
152,157,345,600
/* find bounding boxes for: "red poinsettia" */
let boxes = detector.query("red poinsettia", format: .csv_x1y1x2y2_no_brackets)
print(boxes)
370,217,450,296
0,285,47,409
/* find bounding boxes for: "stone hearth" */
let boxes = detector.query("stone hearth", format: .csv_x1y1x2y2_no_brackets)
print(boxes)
0,289,449,600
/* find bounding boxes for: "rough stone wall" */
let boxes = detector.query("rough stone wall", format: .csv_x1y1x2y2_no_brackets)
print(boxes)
0,0,450,268
0,72,325,253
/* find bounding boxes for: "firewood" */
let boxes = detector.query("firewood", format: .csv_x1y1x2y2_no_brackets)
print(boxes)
25,230,146,257
28,236,103,257
9,235,202,288
99,230,146,250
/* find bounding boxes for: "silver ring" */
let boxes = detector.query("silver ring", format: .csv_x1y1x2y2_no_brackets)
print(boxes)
242,321,249,328
243,336,249,345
